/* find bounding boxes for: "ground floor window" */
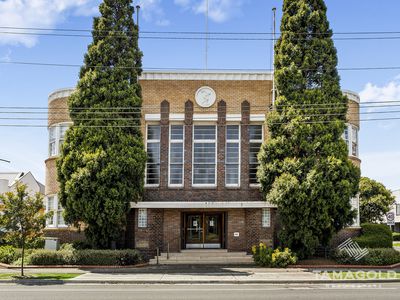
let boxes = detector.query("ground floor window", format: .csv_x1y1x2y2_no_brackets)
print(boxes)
138,208,148,228
262,208,271,227
45,195,65,228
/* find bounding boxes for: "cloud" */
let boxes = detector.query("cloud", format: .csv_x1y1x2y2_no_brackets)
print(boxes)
138,0,170,26
361,151,400,191
175,0,246,23
0,0,100,47
359,76,400,103
358,75,400,128
1,49,12,62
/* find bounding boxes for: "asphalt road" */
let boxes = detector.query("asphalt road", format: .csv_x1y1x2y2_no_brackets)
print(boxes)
1,283,400,300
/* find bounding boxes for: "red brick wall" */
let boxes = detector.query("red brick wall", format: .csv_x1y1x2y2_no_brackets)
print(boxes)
43,228,85,244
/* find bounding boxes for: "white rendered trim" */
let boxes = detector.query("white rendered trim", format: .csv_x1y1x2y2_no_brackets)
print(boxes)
250,114,266,122
226,114,242,122
193,114,218,121
130,201,277,209
48,88,75,104
343,90,360,104
145,114,161,121
169,113,185,121
140,71,273,81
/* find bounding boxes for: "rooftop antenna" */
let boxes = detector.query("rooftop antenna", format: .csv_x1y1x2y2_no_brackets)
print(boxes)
205,0,209,70
272,7,277,107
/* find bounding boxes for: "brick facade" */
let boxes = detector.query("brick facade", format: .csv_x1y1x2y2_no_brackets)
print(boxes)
45,72,361,256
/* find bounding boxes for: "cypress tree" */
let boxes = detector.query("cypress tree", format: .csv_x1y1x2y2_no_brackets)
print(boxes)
57,0,146,249
258,0,360,258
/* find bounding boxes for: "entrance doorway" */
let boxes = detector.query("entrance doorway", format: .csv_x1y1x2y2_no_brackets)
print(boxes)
183,212,225,249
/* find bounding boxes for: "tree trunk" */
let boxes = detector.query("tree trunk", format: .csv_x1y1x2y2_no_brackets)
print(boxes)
21,236,25,277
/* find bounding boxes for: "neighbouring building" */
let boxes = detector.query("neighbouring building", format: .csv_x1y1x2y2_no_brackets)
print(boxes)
45,71,361,255
0,172,44,197
388,189,400,232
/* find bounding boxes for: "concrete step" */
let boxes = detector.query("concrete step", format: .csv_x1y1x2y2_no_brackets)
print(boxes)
149,250,254,265
149,259,254,265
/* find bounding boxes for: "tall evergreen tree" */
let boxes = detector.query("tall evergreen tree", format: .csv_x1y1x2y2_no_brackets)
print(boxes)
57,0,146,249
258,0,360,258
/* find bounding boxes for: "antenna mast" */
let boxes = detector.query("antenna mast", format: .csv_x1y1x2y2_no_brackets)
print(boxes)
272,7,277,107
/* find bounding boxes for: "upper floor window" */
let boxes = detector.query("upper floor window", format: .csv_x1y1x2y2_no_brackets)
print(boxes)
249,125,263,185
193,125,216,186
226,125,240,187
146,125,161,186
48,123,71,157
342,124,359,158
169,125,184,186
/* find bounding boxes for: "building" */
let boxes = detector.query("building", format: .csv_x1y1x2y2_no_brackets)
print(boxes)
45,71,361,255
0,172,44,197
387,189,400,232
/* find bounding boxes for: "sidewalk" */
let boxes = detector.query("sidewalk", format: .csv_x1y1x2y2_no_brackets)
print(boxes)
2,265,400,284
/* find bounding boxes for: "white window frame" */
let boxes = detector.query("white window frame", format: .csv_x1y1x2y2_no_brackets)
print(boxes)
262,208,271,227
138,208,148,228
145,123,161,187
169,124,184,187
225,124,241,187
45,195,67,228
249,124,264,187
343,123,359,158
192,124,217,188
48,122,72,157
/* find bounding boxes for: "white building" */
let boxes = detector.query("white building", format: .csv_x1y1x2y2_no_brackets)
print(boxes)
0,172,44,198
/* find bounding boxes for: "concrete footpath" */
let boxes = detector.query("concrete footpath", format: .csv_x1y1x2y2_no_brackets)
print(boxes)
1,265,400,284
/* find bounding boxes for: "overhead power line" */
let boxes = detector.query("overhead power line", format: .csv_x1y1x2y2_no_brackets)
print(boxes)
2,26,400,36
2,30,400,41
2,60,400,72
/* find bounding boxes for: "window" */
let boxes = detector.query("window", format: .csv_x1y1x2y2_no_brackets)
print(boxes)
226,125,240,186
138,208,147,228
59,125,68,153
49,127,56,156
193,125,216,186
396,204,400,216
48,123,71,157
262,208,271,227
249,125,263,185
351,126,358,157
342,124,359,158
169,125,184,186
45,195,65,228
146,125,161,186
46,196,55,226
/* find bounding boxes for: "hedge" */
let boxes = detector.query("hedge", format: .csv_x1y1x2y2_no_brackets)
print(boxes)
393,232,400,241
27,249,142,266
0,246,17,264
353,223,393,248
332,248,400,266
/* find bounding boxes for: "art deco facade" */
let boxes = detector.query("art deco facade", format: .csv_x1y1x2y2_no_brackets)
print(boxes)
45,71,361,253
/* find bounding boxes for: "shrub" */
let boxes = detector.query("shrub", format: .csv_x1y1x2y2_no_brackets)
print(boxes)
332,248,400,266
27,250,73,265
72,240,92,250
393,232,400,241
60,243,75,251
252,243,297,268
0,246,17,264
353,223,393,248
25,249,142,266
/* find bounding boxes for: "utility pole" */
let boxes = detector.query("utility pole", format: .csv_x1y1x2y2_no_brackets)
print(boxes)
205,0,209,70
272,7,277,107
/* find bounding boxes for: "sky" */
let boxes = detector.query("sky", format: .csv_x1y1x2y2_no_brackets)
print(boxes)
0,0,399,190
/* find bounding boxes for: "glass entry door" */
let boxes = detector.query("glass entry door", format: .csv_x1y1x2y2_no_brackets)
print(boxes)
185,213,223,249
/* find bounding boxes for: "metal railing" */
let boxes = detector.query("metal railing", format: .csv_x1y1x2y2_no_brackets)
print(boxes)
155,235,181,265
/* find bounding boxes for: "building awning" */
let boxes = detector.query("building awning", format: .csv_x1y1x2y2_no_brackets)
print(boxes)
130,201,276,209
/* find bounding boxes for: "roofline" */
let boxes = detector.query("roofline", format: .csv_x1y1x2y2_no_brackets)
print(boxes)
343,89,360,104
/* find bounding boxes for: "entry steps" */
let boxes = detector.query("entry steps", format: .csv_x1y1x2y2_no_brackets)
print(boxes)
149,249,254,265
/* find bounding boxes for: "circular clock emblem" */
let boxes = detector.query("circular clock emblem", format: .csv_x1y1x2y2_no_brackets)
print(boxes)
195,86,216,108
